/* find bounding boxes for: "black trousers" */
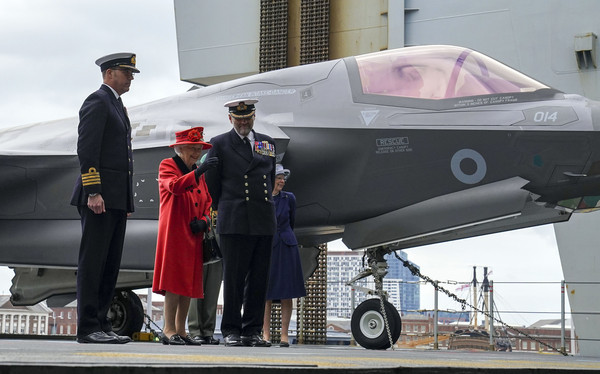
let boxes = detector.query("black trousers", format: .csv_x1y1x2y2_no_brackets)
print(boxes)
76,206,127,338
219,234,273,337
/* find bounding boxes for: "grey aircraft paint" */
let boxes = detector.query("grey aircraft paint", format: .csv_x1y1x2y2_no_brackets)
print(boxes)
2,46,600,323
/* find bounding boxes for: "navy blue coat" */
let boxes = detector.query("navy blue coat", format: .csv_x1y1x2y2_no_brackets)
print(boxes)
267,191,306,300
205,128,276,236
273,191,298,247
70,84,134,212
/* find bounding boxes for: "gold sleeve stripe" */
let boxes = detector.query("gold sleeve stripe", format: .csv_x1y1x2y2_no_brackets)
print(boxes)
82,177,101,186
82,167,101,186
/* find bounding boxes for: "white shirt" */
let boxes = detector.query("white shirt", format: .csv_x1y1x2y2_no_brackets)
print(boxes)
102,83,120,100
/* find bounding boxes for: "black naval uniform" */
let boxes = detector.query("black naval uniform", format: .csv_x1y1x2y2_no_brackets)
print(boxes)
70,84,134,339
205,128,276,340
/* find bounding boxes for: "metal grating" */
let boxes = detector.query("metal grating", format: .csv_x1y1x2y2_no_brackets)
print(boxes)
297,1,330,343
300,0,330,65
260,0,330,345
297,243,328,344
267,302,282,343
259,0,288,72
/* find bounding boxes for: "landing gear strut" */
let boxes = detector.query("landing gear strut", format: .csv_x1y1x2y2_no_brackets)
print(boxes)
347,246,401,349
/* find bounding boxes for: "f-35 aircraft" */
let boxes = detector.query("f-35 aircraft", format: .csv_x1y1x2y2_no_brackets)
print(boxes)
2,45,600,349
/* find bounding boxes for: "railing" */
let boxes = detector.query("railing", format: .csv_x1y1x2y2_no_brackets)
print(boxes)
327,279,600,354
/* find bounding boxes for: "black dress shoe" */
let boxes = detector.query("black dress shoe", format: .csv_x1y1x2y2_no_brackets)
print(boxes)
224,333,243,347
77,331,119,344
105,331,132,344
161,334,186,345
191,335,206,344
203,336,220,345
241,334,272,347
181,335,202,346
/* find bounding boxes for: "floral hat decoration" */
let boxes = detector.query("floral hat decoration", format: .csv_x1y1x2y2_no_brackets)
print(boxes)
170,127,212,149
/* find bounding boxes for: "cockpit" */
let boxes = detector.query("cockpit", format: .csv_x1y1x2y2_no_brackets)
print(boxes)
354,45,548,100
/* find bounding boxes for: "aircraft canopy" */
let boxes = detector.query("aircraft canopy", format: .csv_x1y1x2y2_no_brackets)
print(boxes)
356,45,549,100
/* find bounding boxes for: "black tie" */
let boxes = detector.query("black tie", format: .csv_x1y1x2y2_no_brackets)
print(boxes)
118,97,130,129
243,137,253,159
118,97,126,114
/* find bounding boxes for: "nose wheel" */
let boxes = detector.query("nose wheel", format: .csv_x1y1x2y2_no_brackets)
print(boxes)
351,298,401,349
347,246,402,349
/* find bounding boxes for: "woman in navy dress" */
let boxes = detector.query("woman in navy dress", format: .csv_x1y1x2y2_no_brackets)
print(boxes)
263,164,306,346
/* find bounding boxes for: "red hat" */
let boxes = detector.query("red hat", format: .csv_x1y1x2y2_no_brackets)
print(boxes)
169,127,212,149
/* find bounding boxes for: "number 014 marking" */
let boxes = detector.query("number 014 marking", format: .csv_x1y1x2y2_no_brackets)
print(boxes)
533,111,558,122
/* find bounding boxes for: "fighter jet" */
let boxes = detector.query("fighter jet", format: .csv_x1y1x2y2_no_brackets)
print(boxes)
1,45,600,348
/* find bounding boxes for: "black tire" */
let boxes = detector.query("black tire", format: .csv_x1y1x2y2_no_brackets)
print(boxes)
108,290,144,337
351,298,401,350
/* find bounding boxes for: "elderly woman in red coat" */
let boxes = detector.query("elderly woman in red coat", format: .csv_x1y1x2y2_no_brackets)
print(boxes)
152,127,218,345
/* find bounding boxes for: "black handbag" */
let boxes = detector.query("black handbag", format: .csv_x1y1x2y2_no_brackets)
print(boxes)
203,228,222,265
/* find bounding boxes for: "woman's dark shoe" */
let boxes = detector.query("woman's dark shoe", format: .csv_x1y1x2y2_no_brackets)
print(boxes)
279,341,290,347
161,334,186,345
181,335,202,345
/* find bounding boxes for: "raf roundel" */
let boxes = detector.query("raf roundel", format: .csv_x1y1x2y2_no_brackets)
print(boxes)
450,148,487,185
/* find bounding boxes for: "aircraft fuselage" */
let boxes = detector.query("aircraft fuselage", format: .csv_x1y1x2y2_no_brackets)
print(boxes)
2,45,600,304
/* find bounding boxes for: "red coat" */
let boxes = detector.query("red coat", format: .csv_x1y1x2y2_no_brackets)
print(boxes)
152,157,212,298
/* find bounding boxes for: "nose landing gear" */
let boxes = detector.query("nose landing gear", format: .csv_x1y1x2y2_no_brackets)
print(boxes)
347,246,401,349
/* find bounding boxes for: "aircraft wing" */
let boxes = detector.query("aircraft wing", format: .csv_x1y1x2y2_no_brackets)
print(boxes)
342,177,571,250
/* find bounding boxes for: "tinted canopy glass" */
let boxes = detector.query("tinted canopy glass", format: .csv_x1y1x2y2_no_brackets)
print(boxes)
356,45,549,100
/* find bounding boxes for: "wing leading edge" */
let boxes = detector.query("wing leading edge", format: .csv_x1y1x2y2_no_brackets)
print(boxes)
342,177,571,250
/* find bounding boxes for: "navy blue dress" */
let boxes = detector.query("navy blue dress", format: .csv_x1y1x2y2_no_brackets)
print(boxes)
266,191,307,300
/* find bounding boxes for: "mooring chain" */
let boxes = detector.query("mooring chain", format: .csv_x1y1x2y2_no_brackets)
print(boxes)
363,251,395,350
374,277,395,350
394,252,469,307
394,252,568,356
129,297,163,337
144,312,163,334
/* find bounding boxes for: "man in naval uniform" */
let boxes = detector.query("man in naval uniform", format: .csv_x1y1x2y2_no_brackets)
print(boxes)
70,53,139,344
205,99,276,347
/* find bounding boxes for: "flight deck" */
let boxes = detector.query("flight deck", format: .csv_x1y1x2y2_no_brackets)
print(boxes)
0,338,599,373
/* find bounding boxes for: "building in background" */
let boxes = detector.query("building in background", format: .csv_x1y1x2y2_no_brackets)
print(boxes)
385,252,420,313
326,250,420,317
49,301,76,335
0,295,52,335
0,293,165,337
327,251,370,318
